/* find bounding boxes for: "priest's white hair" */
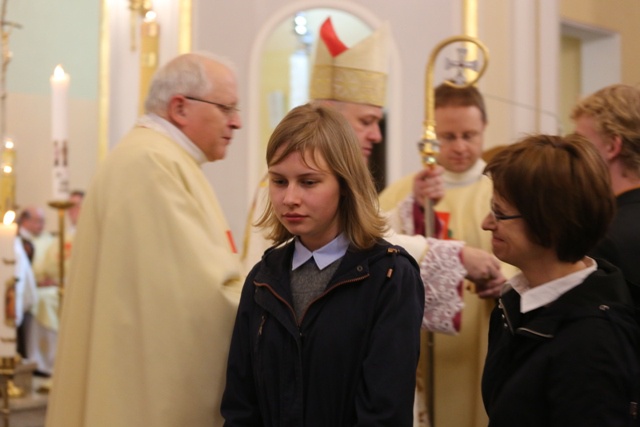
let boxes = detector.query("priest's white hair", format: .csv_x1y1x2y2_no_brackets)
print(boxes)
144,51,236,115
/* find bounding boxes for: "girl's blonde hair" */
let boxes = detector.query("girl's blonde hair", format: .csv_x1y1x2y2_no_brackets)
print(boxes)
256,103,387,250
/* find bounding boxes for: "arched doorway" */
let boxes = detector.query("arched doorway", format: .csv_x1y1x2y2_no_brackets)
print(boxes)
256,8,387,188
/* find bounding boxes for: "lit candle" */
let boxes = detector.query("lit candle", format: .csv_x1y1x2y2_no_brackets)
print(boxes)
139,10,160,114
50,65,70,201
0,211,16,357
2,138,14,167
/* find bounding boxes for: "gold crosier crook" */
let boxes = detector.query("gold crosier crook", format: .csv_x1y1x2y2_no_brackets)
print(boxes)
417,34,488,427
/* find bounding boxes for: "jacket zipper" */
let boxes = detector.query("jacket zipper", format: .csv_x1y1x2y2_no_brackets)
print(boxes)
255,274,369,327
516,327,554,339
499,298,554,338
255,282,298,323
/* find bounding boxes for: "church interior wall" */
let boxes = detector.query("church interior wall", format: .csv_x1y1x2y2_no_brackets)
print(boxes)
479,0,560,153
477,0,513,153
192,0,461,244
107,0,185,152
560,0,640,87
5,0,99,230
558,0,640,136
5,0,640,241
559,35,582,136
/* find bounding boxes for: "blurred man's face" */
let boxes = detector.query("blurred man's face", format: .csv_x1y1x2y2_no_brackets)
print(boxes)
573,114,611,161
336,102,384,161
22,209,45,236
435,105,486,173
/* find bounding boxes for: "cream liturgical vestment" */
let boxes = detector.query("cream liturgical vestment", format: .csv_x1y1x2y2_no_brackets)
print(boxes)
46,121,243,427
380,160,517,427
28,230,75,375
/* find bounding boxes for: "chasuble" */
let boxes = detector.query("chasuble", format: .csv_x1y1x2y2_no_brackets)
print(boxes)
380,165,517,427
46,126,243,427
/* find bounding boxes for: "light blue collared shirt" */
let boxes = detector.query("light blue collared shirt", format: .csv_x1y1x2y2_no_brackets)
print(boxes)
292,233,349,271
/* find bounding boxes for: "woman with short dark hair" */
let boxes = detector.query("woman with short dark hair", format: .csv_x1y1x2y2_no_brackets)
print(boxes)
481,134,640,426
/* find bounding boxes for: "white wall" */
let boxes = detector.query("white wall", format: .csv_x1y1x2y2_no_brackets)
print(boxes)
7,0,99,230
479,0,560,150
186,0,560,243
191,0,461,242
100,0,562,243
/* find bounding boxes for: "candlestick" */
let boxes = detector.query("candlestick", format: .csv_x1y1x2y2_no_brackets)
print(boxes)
0,138,14,215
0,211,16,359
47,200,74,313
50,65,70,201
139,10,159,115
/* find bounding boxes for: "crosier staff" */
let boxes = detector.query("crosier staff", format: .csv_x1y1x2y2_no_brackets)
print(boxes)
418,34,489,427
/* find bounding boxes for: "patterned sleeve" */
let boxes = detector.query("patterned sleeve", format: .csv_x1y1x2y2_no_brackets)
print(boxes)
389,194,466,335
383,194,466,335
420,238,466,335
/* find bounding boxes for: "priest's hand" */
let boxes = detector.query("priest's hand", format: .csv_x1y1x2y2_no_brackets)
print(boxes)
461,246,506,299
413,165,444,207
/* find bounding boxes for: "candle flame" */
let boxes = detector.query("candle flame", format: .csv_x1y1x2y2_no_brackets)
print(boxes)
3,211,15,225
54,64,66,78
144,10,157,22
3,138,13,150
2,166,11,174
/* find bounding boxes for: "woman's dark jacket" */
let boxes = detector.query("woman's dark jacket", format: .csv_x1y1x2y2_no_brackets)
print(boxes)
482,259,640,427
221,239,425,427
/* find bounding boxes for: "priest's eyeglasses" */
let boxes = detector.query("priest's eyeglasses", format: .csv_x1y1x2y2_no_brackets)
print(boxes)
184,96,240,116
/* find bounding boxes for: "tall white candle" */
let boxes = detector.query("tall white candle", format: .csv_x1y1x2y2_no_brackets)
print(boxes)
0,211,16,357
50,65,70,200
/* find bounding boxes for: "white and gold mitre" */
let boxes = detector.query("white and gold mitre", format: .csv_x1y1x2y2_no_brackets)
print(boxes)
310,17,389,107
